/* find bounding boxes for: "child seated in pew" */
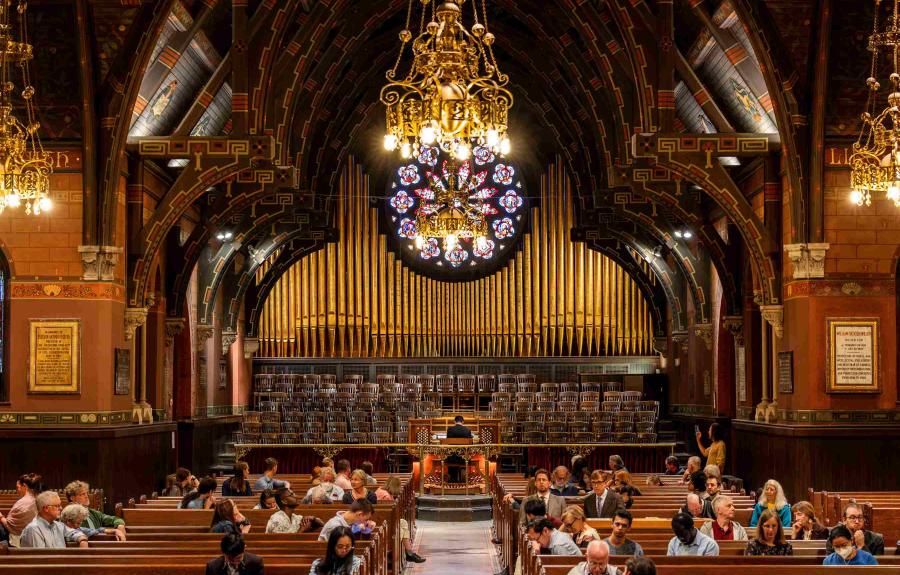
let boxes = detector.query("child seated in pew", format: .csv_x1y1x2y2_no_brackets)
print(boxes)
59,504,125,541
206,533,264,575
823,524,879,566
310,525,363,575
265,494,321,534
210,499,252,535
318,499,375,542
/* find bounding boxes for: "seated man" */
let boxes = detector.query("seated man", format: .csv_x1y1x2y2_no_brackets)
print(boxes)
566,540,617,575
825,503,884,556
681,493,716,520
206,533,264,575
253,457,290,492
445,416,473,483
20,491,88,548
550,466,581,497
334,459,353,491
699,494,747,541
823,524,879,566
663,456,684,476
705,475,722,499
680,456,701,484
523,499,562,528
604,510,644,556
526,517,581,556
64,480,126,541
60,504,124,541
623,557,657,575
583,470,626,519
318,499,375,542
666,512,719,556
687,471,711,501
504,468,566,524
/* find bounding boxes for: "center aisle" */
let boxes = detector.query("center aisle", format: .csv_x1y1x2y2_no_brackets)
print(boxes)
405,519,500,575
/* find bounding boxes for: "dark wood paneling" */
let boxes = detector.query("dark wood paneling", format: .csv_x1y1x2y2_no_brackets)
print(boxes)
0,423,176,513
177,416,240,476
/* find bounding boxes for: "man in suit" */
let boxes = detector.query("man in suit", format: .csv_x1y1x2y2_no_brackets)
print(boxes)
444,415,473,483
583,470,626,519
507,468,566,524
206,533,264,575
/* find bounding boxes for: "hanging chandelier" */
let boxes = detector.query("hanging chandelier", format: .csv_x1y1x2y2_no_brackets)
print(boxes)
0,0,52,216
381,0,512,162
850,0,900,208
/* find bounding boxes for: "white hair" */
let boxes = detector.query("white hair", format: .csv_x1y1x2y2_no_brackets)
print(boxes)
60,503,89,526
585,539,609,558
759,479,788,510
704,464,721,479
35,490,60,510
712,494,733,513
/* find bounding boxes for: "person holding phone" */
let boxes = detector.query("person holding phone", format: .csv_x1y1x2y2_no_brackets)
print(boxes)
695,422,726,471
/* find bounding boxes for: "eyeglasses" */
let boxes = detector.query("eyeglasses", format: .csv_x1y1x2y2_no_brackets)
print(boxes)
845,515,863,521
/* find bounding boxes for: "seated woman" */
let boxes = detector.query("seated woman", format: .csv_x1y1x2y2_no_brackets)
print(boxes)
823,524,879,565
254,489,277,510
179,476,218,509
222,462,253,497
342,470,378,504
1,473,41,547
374,476,400,502
559,505,599,548
310,526,363,575
617,485,639,509
749,479,791,527
266,494,318,533
210,499,251,535
745,509,793,556
60,504,124,541
608,455,627,473
613,471,642,496
303,467,345,503
790,501,829,540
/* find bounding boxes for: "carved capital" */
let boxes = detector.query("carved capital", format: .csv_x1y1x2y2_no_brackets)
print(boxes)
754,400,769,422
784,243,829,279
759,304,784,338
77,245,124,281
124,307,149,341
722,315,744,346
670,330,689,345
164,318,185,346
196,324,215,352
652,336,668,355
694,323,714,351
243,337,260,359
221,330,238,356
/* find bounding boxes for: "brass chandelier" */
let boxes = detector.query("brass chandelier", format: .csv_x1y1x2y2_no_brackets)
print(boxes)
381,0,512,161
850,0,900,208
0,0,52,216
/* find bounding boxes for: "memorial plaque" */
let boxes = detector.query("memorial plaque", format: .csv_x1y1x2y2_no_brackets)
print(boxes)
826,318,880,393
28,319,80,394
778,351,793,394
114,348,130,395
735,345,746,402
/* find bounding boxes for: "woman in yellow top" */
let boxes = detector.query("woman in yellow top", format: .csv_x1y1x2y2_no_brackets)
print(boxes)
695,422,726,470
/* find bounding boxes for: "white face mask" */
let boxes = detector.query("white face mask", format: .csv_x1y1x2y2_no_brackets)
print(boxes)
835,546,854,560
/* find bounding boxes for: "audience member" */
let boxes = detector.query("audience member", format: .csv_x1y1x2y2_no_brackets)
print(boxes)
703,464,721,480
311,458,335,487
523,499,562,528
623,557,656,575
613,471,642,496
360,461,378,487
311,526,363,575
663,456,684,476
0,473,40,546
375,476,400,502
565,540,616,575
266,494,316,534
505,468,566,524
303,467,344,503
64,481,126,540
617,485,639,509
681,493,715,519
334,459,353,491
666,512,719,556
254,489,277,510
696,422,726,470
318,500,375,542
604,510,644,556
645,475,663,486
180,477,218,509
790,501,829,540
687,471,710,500
705,475,721,499
205,533,264,575
823,524,879,566
680,456,701,484
526,517,581,556
550,466,581,497
749,479,791,527
699,494,747,541
825,503,884,555
253,457,290,491
379,474,424,563
60,504,124,541
560,505,599,548
20,491,87,548
163,467,197,497
223,462,253,496
608,455,627,473
583,470,625,519
571,456,590,491
745,509,793,555
210,499,251,535
341,470,378,504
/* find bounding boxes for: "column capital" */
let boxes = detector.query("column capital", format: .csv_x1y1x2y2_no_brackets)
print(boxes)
243,337,260,359
693,323,714,351
784,243,830,279
221,330,238,356
722,315,744,346
164,318,185,346
196,324,215,352
124,307,149,340
759,304,784,339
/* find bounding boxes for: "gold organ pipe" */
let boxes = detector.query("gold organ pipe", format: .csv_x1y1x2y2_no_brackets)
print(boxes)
257,158,653,357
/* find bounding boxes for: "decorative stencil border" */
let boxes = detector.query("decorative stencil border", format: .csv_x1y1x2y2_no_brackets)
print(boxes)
736,406,900,424
0,410,133,426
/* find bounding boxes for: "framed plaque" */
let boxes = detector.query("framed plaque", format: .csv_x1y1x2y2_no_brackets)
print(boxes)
28,319,81,394
778,351,793,394
114,348,130,395
735,345,746,402
826,318,880,393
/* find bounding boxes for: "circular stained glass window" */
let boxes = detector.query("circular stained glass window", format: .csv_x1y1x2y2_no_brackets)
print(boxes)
385,145,528,280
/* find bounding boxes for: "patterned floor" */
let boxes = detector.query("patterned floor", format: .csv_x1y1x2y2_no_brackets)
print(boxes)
406,520,500,575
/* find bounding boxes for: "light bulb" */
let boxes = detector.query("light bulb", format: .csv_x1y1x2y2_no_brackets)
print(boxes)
889,183,900,202
500,137,511,155
384,134,398,151
38,197,52,212
400,141,412,159
850,189,864,206
414,235,425,249
486,129,499,147
7,193,19,207
683,230,693,239
454,142,470,160
674,230,683,238
445,234,458,250
419,125,437,145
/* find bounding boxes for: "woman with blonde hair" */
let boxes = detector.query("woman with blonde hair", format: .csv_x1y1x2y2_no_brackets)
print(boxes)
559,505,599,548
790,501,829,540
341,469,378,504
749,479,791,527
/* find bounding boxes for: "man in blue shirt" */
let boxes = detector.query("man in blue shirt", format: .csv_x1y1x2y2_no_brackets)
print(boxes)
253,457,290,492
823,524,879,566
666,512,719,556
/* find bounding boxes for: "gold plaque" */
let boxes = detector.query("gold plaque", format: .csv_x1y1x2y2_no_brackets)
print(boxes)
826,318,880,394
28,319,81,394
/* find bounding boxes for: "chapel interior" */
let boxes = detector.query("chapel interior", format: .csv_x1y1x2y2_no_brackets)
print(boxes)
0,0,898,573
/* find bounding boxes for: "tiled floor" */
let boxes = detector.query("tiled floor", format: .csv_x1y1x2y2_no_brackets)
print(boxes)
406,519,500,575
